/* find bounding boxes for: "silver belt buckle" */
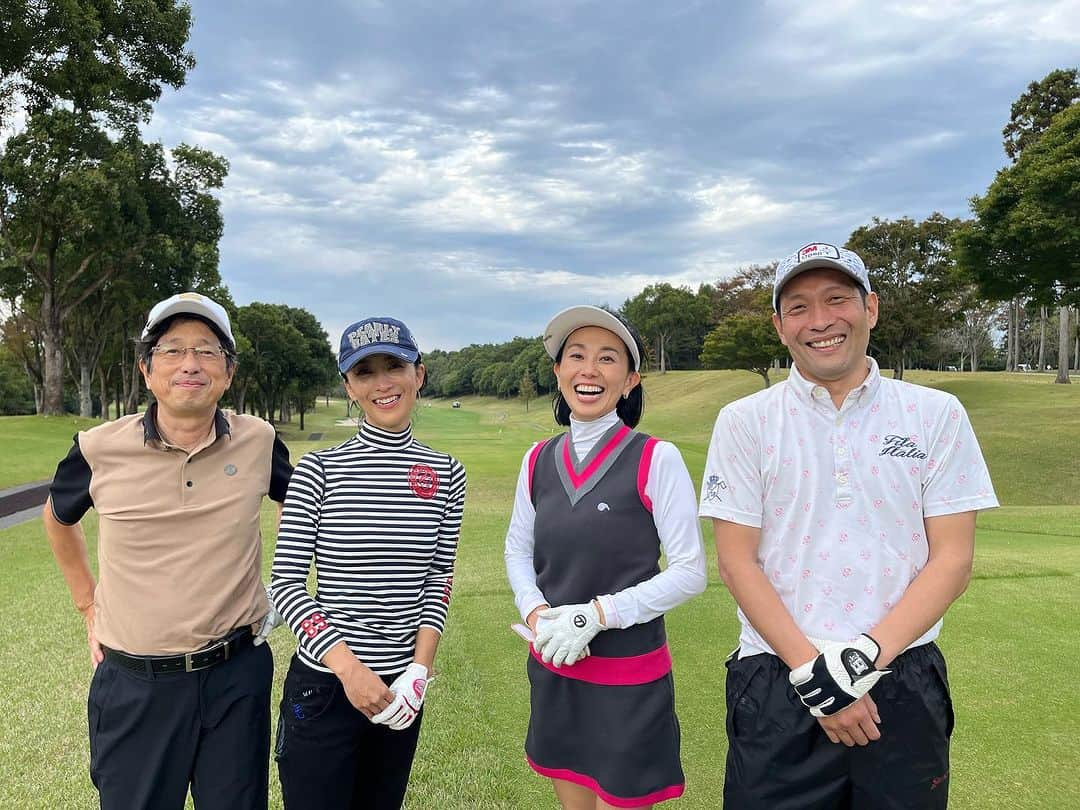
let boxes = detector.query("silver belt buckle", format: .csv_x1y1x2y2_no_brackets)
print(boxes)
184,638,230,672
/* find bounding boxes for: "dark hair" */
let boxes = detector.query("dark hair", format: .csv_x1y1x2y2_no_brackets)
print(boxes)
136,314,237,373
551,313,646,428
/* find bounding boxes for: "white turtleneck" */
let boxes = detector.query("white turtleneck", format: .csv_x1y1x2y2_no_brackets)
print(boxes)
504,410,707,629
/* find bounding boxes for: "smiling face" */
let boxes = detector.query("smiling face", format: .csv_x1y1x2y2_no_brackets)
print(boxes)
140,318,234,420
772,268,879,395
554,325,641,422
343,353,425,432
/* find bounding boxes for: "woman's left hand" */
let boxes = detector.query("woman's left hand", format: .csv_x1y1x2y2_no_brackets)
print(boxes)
534,601,605,667
371,662,429,730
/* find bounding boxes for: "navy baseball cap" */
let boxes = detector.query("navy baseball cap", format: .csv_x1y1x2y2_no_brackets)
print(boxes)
338,317,420,373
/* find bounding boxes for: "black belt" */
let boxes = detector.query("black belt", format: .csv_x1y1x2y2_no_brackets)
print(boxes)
103,627,253,675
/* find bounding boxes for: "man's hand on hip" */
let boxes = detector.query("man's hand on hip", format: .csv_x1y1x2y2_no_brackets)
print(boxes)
80,603,103,671
253,585,283,646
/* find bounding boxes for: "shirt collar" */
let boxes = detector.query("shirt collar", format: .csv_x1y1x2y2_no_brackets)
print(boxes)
141,402,231,447
356,420,413,449
788,357,881,409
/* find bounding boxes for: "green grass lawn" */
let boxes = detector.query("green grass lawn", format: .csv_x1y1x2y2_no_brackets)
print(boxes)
1,370,1078,808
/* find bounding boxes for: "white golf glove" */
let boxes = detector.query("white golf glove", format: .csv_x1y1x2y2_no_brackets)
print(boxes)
371,662,428,731
253,585,283,646
789,634,890,717
534,602,604,668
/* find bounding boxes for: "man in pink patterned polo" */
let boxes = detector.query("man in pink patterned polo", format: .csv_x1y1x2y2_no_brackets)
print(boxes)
699,242,998,809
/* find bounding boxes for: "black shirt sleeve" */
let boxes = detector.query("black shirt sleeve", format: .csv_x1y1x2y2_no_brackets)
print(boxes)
269,435,294,502
49,435,94,525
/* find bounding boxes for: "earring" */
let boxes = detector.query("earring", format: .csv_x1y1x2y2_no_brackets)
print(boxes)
622,392,629,400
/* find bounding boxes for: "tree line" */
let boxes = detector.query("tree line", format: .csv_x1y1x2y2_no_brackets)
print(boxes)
1,4,1076,417
0,2,337,421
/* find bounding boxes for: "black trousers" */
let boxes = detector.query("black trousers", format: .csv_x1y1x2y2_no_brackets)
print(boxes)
275,655,424,810
88,640,273,810
724,642,954,810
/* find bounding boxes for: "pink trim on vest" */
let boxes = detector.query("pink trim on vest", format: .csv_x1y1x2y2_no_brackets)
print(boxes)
637,436,659,513
527,440,549,498
529,643,672,685
526,755,685,807
561,424,631,489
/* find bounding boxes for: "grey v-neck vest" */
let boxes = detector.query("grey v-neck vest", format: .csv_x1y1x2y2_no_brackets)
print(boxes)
530,424,666,658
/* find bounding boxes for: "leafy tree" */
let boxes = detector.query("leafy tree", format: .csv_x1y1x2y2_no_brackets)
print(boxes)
955,102,1080,383
519,370,536,412
234,303,303,424
0,113,228,413
699,289,784,388
0,337,35,413
0,0,194,129
845,214,962,379
281,306,337,431
622,283,711,373
1003,68,1080,162
701,264,777,322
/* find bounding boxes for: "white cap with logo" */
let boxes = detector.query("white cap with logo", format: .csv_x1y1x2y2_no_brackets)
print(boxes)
142,292,235,348
773,243,871,312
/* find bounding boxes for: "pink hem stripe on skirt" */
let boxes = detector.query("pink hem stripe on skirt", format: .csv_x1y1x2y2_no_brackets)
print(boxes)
527,755,685,807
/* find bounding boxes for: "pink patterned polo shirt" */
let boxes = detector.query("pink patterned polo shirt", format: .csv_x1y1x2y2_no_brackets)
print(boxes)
699,358,998,659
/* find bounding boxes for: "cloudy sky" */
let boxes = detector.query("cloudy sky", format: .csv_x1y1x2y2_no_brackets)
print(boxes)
145,0,1079,351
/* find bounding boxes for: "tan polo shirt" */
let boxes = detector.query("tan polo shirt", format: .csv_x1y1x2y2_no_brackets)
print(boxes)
57,408,289,654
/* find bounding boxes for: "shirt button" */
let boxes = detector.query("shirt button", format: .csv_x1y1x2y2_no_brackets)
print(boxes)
836,474,848,485
835,416,843,426
837,447,847,457
186,481,193,488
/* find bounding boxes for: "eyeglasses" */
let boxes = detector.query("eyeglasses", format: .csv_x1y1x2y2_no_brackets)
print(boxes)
150,346,229,363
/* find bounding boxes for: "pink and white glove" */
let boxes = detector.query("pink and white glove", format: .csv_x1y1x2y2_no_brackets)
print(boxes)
371,662,428,730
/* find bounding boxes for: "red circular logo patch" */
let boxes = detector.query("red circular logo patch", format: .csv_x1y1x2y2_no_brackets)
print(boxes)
408,464,439,499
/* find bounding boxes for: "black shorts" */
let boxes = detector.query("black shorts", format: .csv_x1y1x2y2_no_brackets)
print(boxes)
724,642,954,810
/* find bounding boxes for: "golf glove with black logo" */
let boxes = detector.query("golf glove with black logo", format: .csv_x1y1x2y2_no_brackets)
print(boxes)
253,585,283,646
789,634,890,717
371,662,428,731
534,602,604,668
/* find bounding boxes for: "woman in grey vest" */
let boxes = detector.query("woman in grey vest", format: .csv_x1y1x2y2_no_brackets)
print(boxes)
505,305,707,809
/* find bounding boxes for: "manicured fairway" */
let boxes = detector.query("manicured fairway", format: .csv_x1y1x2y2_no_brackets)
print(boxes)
1,370,1077,808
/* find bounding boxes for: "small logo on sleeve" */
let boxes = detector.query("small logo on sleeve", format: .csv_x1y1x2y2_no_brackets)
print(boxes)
705,475,728,502
300,612,328,639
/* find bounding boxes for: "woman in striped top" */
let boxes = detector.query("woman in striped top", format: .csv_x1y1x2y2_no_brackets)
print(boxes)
270,316,466,810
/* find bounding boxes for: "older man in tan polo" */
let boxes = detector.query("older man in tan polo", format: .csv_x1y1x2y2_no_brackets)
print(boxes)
43,292,293,810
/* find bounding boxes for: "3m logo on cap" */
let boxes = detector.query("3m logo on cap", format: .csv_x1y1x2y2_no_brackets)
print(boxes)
348,321,401,349
798,243,841,262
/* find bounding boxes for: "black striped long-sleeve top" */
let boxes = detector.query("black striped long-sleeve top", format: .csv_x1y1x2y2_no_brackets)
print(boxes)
271,420,466,675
